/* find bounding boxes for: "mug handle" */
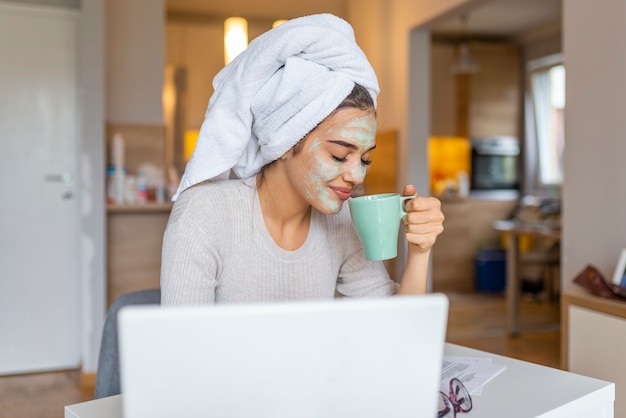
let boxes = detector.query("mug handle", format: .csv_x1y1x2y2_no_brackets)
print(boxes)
400,195,416,217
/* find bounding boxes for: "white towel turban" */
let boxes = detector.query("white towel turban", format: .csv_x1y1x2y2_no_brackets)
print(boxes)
172,13,380,200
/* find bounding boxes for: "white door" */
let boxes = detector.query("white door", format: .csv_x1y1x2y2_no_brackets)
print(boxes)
0,3,81,374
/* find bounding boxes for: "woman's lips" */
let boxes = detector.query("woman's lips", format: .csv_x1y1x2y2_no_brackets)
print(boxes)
329,186,352,201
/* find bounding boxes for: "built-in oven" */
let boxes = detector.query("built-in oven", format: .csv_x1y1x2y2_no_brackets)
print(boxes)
471,136,520,192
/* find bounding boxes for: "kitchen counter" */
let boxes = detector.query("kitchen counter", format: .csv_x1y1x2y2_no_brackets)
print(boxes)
470,189,520,201
436,190,519,204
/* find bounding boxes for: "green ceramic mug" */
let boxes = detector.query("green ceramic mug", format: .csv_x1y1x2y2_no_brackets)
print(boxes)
348,193,415,260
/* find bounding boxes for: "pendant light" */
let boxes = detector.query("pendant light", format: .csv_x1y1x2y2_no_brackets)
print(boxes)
450,43,480,74
450,14,479,74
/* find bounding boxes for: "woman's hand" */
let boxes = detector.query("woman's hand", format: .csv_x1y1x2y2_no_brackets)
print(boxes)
400,184,444,254
396,184,444,294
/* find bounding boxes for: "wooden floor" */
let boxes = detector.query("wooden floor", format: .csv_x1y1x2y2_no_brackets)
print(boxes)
445,291,560,369
0,291,560,418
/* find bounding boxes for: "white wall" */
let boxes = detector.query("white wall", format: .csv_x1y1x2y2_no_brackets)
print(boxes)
79,0,165,374
106,0,164,124
562,0,626,290
79,0,105,374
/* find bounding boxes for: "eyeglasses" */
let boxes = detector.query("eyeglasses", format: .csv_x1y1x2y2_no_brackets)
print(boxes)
438,377,473,418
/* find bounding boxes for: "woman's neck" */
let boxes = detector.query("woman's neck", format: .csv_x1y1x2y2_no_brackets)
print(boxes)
256,169,311,251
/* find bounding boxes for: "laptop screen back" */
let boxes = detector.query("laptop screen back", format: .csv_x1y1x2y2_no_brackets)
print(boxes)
118,294,448,418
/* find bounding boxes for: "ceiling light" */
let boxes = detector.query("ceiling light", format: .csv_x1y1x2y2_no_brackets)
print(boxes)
224,17,248,65
272,19,288,28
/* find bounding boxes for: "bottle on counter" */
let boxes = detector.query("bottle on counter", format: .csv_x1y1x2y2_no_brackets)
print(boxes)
155,178,166,203
111,133,125,169
458,171,470,198
108,166,126,204
136,169,148,204
110,132,127,204
106,166,116,204
124,174,137,204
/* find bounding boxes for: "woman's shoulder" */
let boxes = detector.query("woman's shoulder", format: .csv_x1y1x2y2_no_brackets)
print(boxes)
178,177,253,200
169,178,255,221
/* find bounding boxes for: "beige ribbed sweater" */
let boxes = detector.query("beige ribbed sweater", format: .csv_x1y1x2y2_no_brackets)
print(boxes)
160,177,398,305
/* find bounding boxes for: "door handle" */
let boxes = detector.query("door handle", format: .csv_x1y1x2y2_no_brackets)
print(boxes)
44,172,74,200
44,172,73,185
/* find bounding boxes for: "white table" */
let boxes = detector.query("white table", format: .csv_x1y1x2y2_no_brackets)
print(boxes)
65,344,614,418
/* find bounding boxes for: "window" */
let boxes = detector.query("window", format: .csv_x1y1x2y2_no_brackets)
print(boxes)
527,54,565,188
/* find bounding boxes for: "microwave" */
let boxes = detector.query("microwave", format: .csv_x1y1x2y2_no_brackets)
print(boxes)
471,136,520,191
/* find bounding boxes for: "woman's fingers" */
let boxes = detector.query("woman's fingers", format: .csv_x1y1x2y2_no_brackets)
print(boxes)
402,195,444,250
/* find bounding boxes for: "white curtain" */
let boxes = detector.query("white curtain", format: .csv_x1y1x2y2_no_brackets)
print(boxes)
531,68,563,185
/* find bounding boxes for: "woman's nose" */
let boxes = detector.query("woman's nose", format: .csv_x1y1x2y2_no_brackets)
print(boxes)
342,160,366,185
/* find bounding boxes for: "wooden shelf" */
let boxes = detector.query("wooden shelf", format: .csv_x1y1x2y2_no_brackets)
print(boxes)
562,287,626,319
107,203,173,213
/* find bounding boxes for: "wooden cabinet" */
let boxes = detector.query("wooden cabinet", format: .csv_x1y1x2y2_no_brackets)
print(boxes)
431,41,521,139
432,198,516,292
106,204,172,306
467,42,521,138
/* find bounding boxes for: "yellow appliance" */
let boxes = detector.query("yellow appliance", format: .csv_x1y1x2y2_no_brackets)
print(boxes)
428,136,471,196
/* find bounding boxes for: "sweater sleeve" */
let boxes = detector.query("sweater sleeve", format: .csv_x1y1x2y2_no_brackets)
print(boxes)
160,187,221,305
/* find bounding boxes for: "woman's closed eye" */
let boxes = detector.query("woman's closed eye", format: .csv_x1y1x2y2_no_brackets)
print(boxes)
331,154,372,166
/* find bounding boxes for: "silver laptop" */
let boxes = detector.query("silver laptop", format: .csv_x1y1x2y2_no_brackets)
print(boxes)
118,294,449,418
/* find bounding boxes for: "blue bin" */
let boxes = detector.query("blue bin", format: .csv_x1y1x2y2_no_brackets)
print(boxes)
474,248,506,292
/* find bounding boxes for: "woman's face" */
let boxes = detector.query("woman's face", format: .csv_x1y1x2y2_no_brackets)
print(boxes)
285,107,377,214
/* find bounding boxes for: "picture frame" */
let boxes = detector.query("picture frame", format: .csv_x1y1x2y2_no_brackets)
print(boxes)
612,248,626,287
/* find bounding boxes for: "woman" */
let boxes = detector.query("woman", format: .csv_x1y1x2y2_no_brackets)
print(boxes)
160,14,444,305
